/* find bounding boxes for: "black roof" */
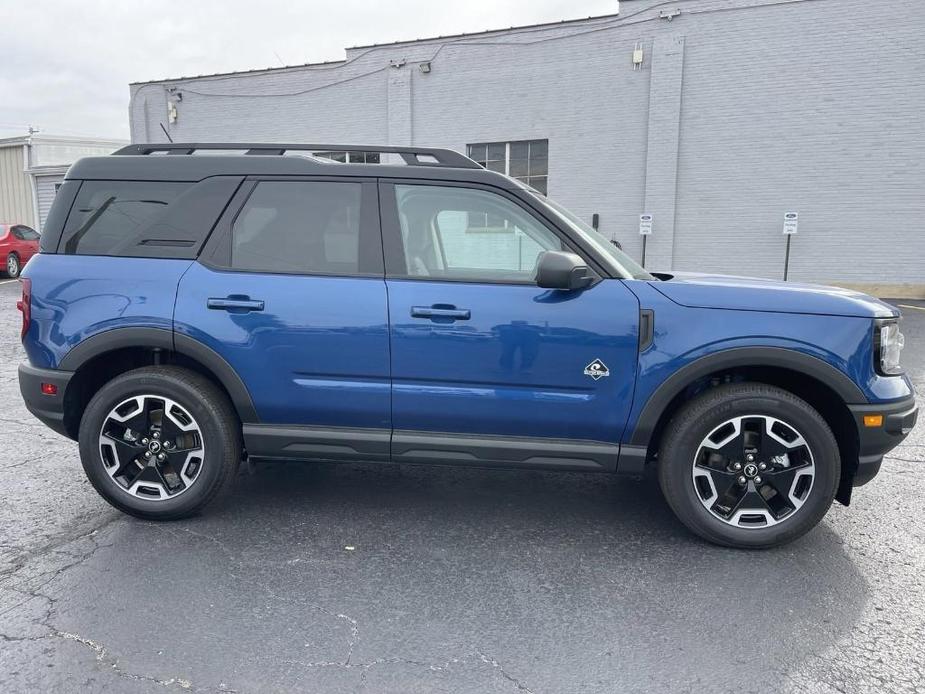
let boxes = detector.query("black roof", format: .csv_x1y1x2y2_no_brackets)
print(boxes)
67,143,515,187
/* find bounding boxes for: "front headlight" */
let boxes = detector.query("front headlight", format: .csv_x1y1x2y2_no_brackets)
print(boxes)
875,320,905,375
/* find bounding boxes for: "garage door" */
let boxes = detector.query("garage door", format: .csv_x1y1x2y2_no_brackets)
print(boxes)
35,174,65,233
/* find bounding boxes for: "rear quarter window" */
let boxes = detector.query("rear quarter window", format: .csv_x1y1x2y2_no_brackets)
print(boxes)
59,177,242,258
12,226,40,240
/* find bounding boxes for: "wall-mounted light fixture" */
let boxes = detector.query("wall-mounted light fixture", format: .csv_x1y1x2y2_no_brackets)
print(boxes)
166,87,182,124
419,61,432,74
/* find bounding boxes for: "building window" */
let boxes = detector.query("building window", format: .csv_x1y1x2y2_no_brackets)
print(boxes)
467,140,548,195
313,151,381,164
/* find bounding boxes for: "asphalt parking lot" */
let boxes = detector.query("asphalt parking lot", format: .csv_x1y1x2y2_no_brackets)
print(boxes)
0,278,922,694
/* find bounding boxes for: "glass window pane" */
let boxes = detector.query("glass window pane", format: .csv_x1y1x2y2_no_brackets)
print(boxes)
231,181,362,275
486,159,506,174
529,176,548,195
529,156,548,176
487,143,506,161
510,141,529,160
366,152,380,164
467,144,487,161
509,157,528,177
529,140,548,159
315,151,347,162
394,184,563,282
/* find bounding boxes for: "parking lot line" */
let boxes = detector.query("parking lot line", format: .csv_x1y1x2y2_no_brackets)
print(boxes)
898,304,925,311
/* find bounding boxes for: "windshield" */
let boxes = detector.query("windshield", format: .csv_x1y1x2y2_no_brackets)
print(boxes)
525,190,654,281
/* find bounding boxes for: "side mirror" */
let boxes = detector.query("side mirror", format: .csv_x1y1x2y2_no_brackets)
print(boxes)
536,251,595,291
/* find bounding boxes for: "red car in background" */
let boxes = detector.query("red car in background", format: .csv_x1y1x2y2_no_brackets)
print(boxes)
0,224,40,278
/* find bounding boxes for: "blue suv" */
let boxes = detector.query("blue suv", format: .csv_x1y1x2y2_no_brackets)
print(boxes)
17,143,917,548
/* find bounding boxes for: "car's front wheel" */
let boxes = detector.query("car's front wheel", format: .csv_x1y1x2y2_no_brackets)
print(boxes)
658,383,840,548
78,366,241,520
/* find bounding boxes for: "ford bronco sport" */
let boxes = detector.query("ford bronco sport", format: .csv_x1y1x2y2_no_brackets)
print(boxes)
17,143,918,548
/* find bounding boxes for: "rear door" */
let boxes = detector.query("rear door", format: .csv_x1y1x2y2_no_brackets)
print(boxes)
175,177,391,460
380,181,640,470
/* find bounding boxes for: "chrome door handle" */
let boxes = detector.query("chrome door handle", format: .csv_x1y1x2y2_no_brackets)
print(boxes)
410,306,471,320
207,297,265,312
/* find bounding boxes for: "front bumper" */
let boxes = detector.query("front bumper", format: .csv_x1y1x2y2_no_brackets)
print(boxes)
18,362,74,438
848,395,919,487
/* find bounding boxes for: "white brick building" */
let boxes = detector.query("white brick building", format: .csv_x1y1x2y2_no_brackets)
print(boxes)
128,0,925,296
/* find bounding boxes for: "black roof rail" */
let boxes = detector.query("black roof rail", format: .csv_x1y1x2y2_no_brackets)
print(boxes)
113,143,482,169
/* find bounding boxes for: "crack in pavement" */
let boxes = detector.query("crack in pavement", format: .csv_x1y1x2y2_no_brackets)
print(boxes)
475,650,537,693
275,650,537,694
0,524,119,620
0,527,238,694
882,457,924,465
0,515,121,584
55,630,236,693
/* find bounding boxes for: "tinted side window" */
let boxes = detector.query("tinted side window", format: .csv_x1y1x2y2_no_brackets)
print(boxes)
393,184,564,282
61,181,189,255
230,181,364,276
13,226,39,240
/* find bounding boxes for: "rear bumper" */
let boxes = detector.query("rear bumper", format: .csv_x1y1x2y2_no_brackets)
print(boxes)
848,395,919,487
18,363,73,438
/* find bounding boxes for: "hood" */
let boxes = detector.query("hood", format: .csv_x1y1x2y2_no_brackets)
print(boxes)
650,272,897,319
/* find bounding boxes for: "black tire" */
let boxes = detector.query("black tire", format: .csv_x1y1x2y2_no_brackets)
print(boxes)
5,253,20,278
78,366,241,520
658,383,839,549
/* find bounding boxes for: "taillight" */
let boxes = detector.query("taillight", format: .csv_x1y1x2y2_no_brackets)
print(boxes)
16,278,31,340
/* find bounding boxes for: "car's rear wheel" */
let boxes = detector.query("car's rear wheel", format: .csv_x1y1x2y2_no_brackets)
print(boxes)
78,366,241,520
5,253,20,278
658,383,839,548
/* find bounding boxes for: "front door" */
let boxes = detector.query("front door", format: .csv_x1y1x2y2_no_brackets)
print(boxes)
380,181,640,470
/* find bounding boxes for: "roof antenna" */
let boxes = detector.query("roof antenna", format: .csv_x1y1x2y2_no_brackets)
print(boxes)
159,122,174,143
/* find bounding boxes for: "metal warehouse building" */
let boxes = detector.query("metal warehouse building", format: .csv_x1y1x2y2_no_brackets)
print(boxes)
128,0,924,296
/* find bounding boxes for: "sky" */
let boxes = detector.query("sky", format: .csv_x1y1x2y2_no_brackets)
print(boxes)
0,0,617,141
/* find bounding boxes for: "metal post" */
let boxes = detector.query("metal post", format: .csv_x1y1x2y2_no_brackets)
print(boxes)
783,235,792,281
641,235,648,268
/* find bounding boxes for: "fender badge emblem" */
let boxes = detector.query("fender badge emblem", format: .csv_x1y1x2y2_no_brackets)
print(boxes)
584,359,610,380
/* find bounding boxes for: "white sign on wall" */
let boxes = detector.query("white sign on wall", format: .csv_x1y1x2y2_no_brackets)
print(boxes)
783,211,799,235
639,213,653,236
